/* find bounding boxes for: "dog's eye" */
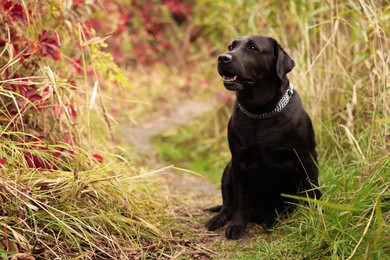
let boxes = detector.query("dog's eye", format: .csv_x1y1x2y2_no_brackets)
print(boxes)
228,45,233,51
249,45,258,51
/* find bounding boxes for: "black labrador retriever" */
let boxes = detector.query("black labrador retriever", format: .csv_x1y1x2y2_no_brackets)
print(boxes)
205,35,321,239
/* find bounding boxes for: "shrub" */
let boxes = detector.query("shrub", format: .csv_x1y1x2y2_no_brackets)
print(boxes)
0,1,174,258
87,0,194,66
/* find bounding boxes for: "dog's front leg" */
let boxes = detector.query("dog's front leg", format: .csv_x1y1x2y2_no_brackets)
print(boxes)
225,161,246,239
205,162,234,231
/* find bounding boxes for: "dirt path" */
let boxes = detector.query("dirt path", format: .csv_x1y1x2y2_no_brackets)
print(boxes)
121,100,215,152
120,99,221,196
119,99,224,258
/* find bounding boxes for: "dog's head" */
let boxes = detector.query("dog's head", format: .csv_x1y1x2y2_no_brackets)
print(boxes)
217,36,295,91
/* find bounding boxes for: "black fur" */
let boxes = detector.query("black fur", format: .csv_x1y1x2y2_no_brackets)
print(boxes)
205,36,321,239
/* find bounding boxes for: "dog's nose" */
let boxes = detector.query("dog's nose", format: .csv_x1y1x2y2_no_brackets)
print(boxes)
218,54,232,64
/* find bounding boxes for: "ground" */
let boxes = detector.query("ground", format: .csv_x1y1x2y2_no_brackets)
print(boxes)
119,98,229,259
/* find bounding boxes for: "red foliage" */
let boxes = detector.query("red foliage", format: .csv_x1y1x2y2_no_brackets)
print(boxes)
63,133,75,146
37,30,61,60
52,104,77,119
92,153,103,163
3,75,45,112
18,85,41,101
73,0,85,5
1,1,195,170
70,59,83,74
0,1,85,170
0,158,6,165
54,105,62,117
164,0,191,24
24,150,52,169
84,0,193,66
65,104,77,119
1,0,26,24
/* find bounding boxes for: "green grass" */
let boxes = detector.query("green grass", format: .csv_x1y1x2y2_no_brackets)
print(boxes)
153,104,231,184
153,108,389,259
0,126,181,258
2,159,159,258
151,0,389,258
1,0,389,259
153,103,389,259
235,156,389,259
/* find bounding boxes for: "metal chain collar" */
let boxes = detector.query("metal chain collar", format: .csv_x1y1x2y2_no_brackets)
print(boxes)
237,85,294,120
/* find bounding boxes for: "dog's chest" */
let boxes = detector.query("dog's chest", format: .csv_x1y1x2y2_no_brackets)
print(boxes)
228,119,298,170
230,121,286,148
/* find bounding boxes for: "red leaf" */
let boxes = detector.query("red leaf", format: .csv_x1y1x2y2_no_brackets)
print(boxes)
0,158,6,165
17,84,42,106
65,104,77,119
162,41,172,49
12,42,19,53
3,1,26,24
18,85,28,96
17,99,27,109
24,151,42,168
70,59,82,74
66,149,74,156
24,146,57,170
37,100,48,109
54,105,62,116
92,153,103,163
43,86,51,95
3,83,16,91
9,3,25,24
63,133,75,146
27,93,42,102
38,30,61,60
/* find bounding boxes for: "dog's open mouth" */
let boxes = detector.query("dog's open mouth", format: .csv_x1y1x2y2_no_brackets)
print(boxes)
220,72,254,90
222,75,237,83
221,73,243,91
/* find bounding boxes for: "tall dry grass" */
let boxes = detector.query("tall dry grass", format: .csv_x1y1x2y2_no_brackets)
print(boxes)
0,1,183,259
154,0,389,258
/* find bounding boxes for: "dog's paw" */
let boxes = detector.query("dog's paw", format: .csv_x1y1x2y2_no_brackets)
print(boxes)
225,224,245,239
205,214,227,231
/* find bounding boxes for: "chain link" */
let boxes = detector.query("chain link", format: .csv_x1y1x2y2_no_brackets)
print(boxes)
238,85,294,120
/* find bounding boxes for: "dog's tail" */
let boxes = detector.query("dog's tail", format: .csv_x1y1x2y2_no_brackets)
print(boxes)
203,205,222,213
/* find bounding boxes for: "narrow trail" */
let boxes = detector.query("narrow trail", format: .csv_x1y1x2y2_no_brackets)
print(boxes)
119,99,224,258
121,100,215,153
119,99,220,198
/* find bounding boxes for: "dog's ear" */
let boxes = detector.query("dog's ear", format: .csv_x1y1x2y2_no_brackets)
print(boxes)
275,43,295,79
